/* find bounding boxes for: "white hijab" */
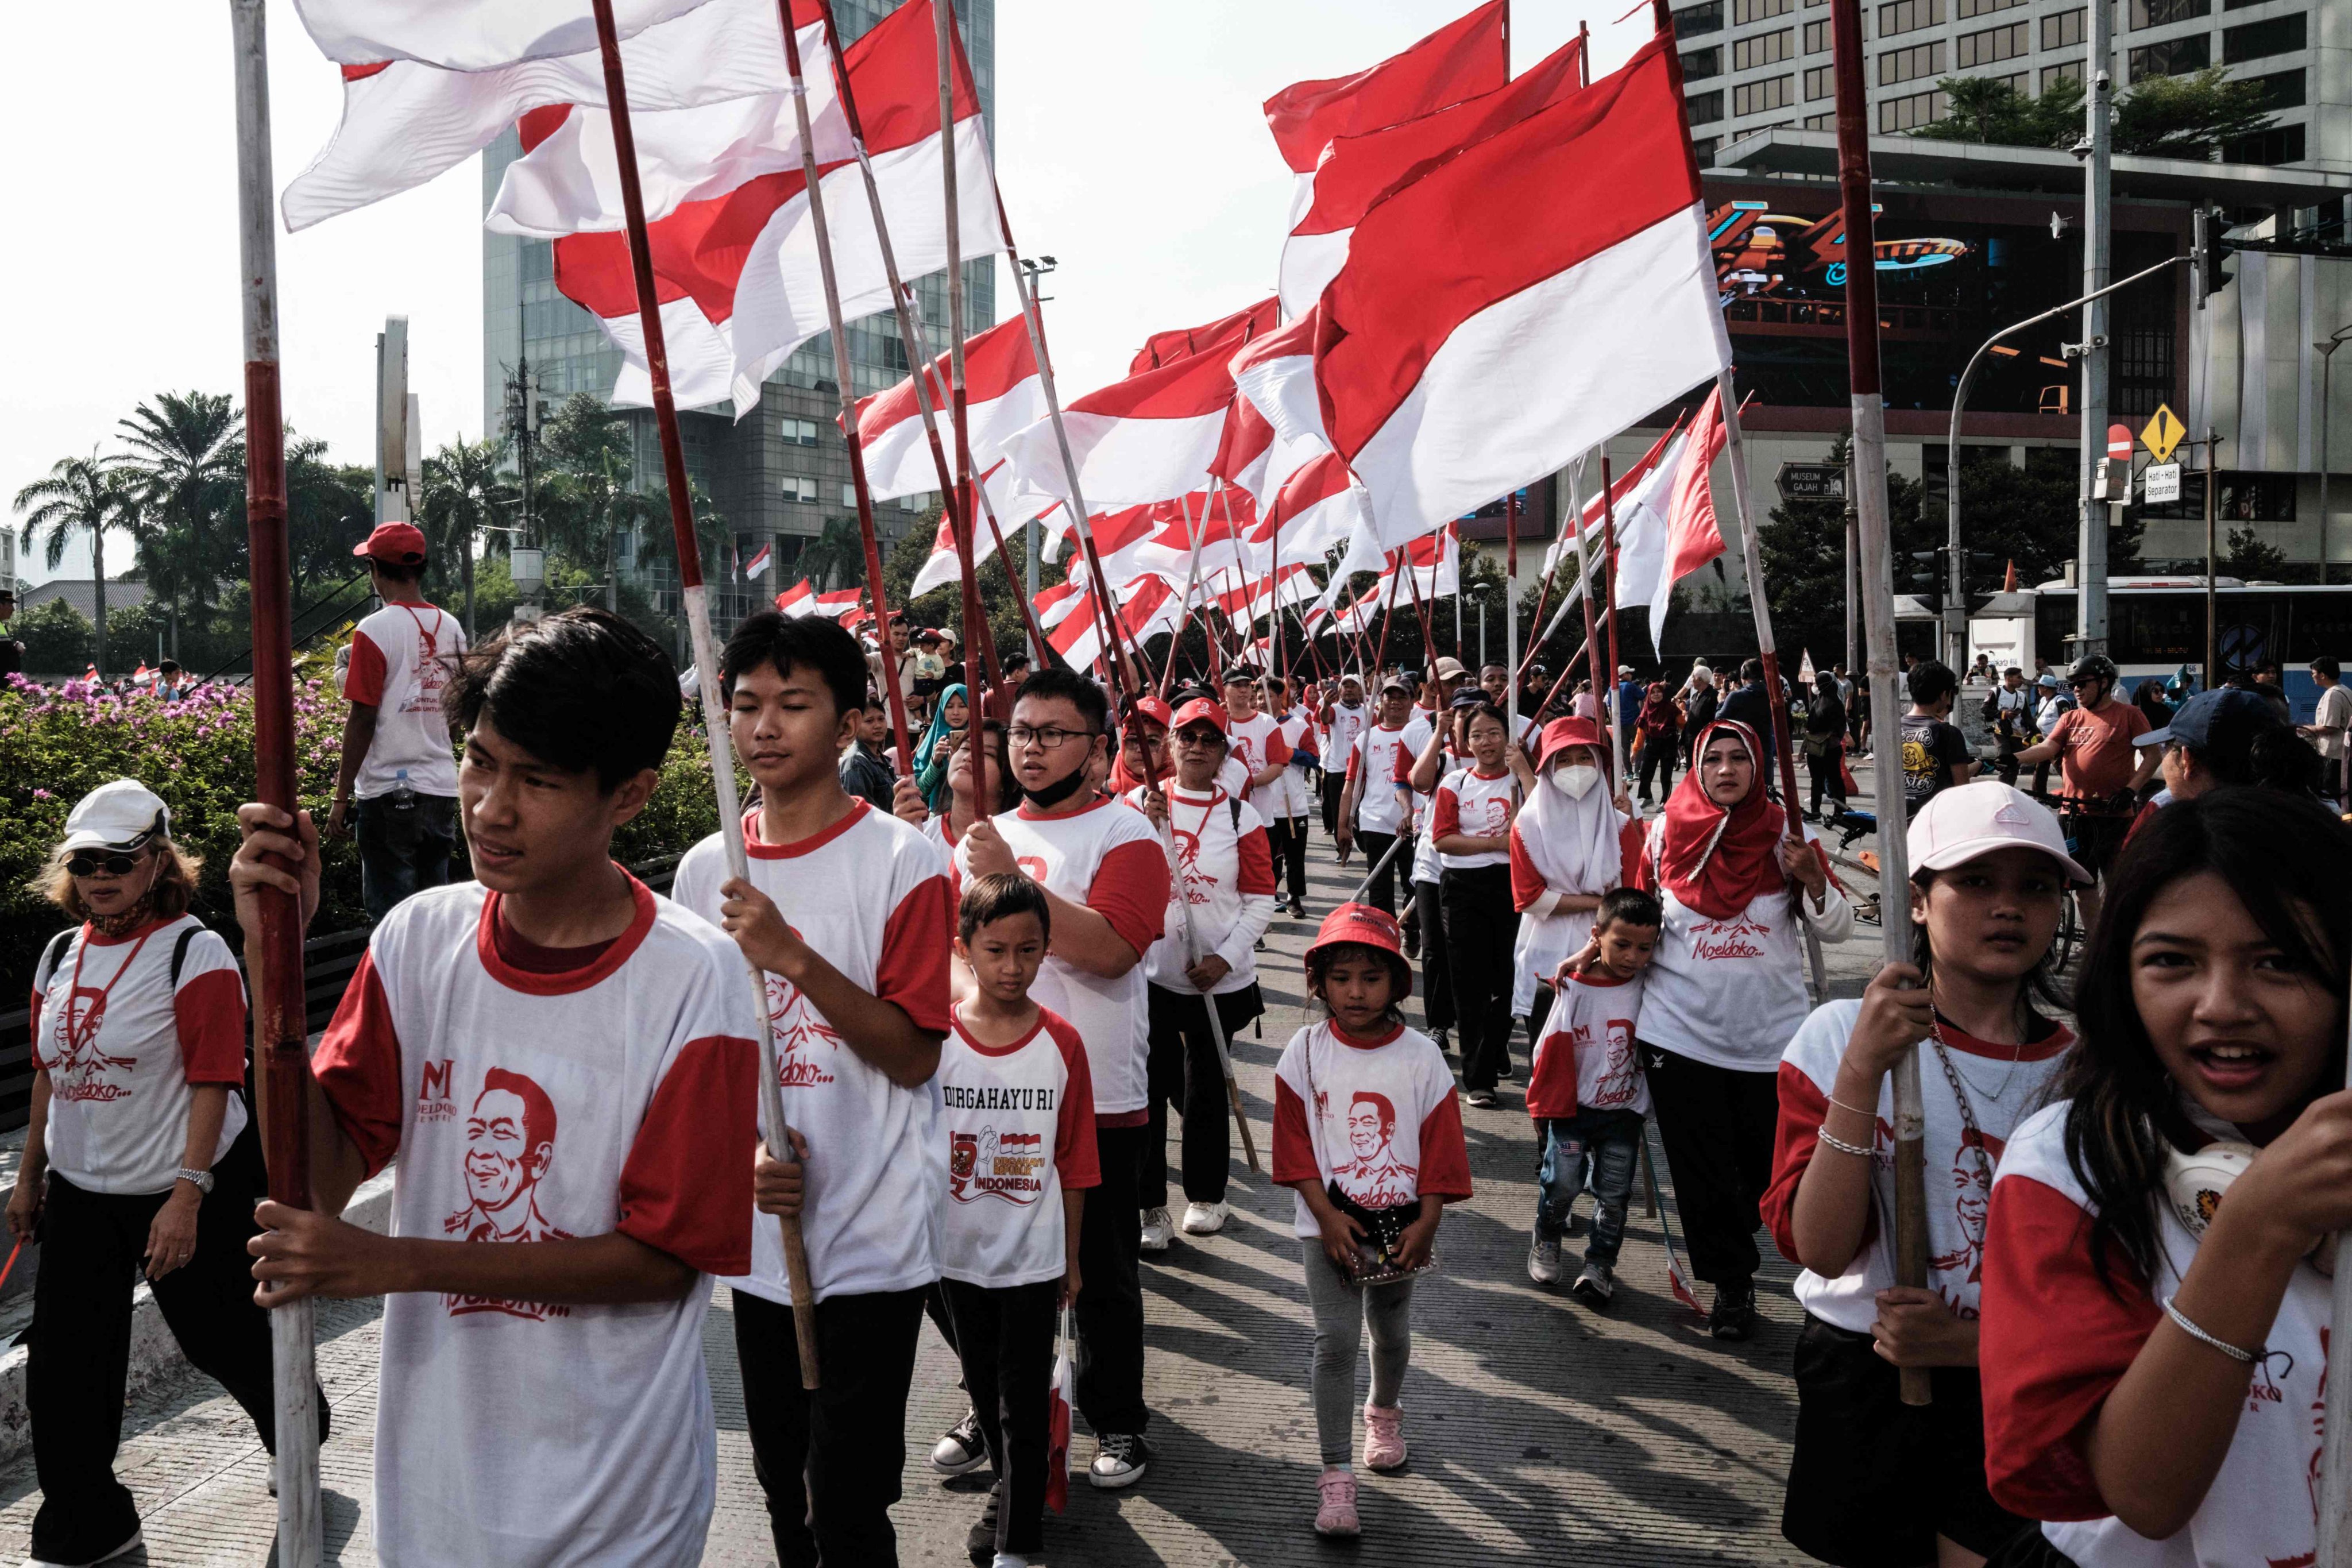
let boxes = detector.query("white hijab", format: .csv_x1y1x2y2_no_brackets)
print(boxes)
1515,746,1624,897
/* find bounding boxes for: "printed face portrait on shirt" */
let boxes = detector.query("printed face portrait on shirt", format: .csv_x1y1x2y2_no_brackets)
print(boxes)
1346,1090,1395,1163
455,1068,568,1242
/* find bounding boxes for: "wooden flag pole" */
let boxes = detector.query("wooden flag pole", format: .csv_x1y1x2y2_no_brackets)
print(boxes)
1828,0,1931,1408
1599,454,1628,778
1570,451,1606,733
1504,488,1521,736
227,4,323,1553
593,0,820,1391
933,0,990,708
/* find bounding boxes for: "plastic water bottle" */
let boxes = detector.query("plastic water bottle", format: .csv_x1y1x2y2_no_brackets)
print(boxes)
392,767,415,806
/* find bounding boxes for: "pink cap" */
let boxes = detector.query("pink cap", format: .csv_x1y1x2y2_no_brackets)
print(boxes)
1907,780,2092,886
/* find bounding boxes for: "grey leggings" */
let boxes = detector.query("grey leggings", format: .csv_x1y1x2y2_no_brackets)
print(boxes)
1300,1239,1416,1466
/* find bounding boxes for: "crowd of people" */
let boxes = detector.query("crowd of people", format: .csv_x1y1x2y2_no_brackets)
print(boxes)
16,524,2352,1568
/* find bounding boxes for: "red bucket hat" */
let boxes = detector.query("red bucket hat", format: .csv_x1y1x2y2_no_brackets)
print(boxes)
1306,902,1413,999
1536,715,1607,768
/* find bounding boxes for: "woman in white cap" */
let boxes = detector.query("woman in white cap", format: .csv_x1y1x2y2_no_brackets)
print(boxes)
1763,780,2084,1568
10,779,294,1568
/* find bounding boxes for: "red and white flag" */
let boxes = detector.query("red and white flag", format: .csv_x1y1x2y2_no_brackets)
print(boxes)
1262,2,1508,176
775,578,817,616
1280,33,1584,316
1543,417,1688,580
1249,451,1364,564
1615,385,1732,654
284,0,813,230
777,580,863,620
1049,576,1181,674
1291,36,1731,550
292,0,716,69
851,318,1046,501
740,541,773,580
1129,300,1283,374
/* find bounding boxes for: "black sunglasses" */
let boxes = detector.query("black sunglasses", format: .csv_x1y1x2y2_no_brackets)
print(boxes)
67,851,144,877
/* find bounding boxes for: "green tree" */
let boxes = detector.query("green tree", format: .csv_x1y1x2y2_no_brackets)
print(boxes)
114,392,244,642
10,598,91,675
1910,73,2083,148
2113,67,2276,159
14,452,139,678
284,433,375,589
419,433,515,639
2222,526,2290,578
798,514,870,591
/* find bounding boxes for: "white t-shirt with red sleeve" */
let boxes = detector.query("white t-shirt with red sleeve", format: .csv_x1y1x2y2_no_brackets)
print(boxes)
310,876,760,1568
1266,710,1318,820
1324,702,1368,776
672,801,955,1307
1271,1019,1473,1239
344,598,466,799
1123,784,1277,995
1345,723,1417,837
30,914,248,1195
956,796,1169,1122
1432,764,1519,871
1227,709,1293,817
1979,1100,2330,1568
937,1007,1100,1289
1525,970,1649,1119
1762,999,2071,1335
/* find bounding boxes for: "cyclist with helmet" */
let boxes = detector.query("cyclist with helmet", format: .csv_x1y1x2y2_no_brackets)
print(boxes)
2010,654,2158,928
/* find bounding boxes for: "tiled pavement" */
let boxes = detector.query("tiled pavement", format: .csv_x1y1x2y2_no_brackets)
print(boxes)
0,802,1890,1566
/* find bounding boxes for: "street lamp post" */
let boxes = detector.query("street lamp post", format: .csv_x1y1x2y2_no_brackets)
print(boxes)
2320,325,2352,583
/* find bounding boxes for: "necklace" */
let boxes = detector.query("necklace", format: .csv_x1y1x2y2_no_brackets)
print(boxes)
1926,1006,2027,1105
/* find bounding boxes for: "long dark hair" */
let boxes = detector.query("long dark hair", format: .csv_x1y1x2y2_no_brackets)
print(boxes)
2057,789,2352,1292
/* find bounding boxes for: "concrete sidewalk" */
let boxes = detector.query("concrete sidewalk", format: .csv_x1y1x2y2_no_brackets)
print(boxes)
0,810,1887,1566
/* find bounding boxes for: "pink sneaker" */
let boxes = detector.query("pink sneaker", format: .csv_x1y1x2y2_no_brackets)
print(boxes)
1363,1401,1408,1471
1314,1468,1361,1537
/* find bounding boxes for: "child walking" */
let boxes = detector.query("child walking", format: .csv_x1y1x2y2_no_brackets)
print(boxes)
1272,905,1472,1539
1524,887,1662,1304
939,875,1098,1568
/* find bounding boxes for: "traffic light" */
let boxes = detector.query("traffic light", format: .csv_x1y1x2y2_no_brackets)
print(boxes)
2193,207,2234,306
1909,547,1945,609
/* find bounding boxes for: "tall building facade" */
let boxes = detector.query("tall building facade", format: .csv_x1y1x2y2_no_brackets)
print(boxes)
482,0,995,620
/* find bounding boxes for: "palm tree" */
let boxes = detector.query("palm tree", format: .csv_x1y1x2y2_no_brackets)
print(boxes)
419,434,514,638
115,391,244,650
798,515,868,592
15,451,138,678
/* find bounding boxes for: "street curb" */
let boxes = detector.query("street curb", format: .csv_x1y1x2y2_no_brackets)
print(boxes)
0,1165,397,1467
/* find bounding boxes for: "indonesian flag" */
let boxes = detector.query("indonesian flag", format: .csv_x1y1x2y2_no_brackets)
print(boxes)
1035,579,1089,630
1543,416,1688,580
536,0,1007,416
851,318,1046,501
291,0,718,69
1280,33,1584,318
1262,2,1508,175
1297,36,1731,550
1049,576,1181,674
1324,526,1459,617
284,0,813,230
1210,562,1322,627
1611,384,1733,655
132,662,154,686
1249,451,1364,563
741,542,773,580
775,578,817,616
777,580,863,620
1130,300,1281,374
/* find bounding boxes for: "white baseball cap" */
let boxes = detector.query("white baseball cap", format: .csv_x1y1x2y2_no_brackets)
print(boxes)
61,778,171,853
1907,779,2090,886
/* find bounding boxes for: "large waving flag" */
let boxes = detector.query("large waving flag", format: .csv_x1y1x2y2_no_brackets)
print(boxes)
292,0,717,68
1542,416,1689,580
851,318,1046,501
1613,386,1732,654
1261,2,1509,175
284,0,813,230
1130,300,1281,375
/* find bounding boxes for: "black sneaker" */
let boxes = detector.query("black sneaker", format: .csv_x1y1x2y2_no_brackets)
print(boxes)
930,1407,988,1476
965,1481,1003,1563
1089,1430,1153,1489
1709,1280,1758,1342
1403,921,1422,959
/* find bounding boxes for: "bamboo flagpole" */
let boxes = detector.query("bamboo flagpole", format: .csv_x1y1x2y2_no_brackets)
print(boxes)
1504,488,1520,736
1598,454,1627,777
1828,0,1932,1407
590,0,821,1390
1571,452,1606,735
227,4,323,1552
933,0,990,708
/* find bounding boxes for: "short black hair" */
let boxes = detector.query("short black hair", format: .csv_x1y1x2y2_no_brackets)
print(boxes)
1907,659,1959,708
158,660,181,676
1015,666,1109,733
372,555,426,586
1740,658,1764,683
2315,656,2342,681
446,607,680,791
1595,887,1663,933
1461,700,1511,736
860,688,886,714
721,611,867,719
958,871,1052,944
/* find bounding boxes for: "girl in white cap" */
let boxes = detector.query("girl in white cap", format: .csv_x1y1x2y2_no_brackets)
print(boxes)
11,779,292,1568
1764,780,2086,1568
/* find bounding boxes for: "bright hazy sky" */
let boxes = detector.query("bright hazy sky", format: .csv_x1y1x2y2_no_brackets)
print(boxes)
5,0,1650,584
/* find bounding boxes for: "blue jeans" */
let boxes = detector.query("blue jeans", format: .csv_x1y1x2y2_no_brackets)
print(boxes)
1533,1108,1646,1266
354,793,456,923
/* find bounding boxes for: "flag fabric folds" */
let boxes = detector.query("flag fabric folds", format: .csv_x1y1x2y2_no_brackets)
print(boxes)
741,542,773,580
291,0,716,70
852,317,1045,501
1260,2,1508,175
776,580,863,620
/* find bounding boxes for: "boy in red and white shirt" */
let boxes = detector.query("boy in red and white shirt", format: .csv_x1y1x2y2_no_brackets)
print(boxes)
1262,677,1316,917
671,612,954,1565
937,874,1099,1567
1431,701,1527,1104
1337,677,1423,914
232,608,759,1568
957,668,1169,1489
1320,674,1368,848
1523,889,1660,1306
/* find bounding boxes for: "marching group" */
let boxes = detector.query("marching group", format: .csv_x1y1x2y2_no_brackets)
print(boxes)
16,523,2352,1567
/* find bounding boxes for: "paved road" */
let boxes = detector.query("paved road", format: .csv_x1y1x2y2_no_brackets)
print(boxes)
0,793,1892,1567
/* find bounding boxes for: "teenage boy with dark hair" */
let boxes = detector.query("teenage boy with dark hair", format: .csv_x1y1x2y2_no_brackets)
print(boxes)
229,607,760,1566
673,611,954,1567
1897,659,1976,817
1716,658,1775,776
330,522,468,921
956,666,1170,1489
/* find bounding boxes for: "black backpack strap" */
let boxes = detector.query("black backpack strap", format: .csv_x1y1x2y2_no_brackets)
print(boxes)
168,925,201,990
1230,797,1243,832
37,928,74,993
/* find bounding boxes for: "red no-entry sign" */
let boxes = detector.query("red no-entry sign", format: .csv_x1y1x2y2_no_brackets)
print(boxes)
2107,424,2135,461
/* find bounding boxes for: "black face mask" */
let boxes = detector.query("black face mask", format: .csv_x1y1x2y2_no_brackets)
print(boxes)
1021,756,1094,811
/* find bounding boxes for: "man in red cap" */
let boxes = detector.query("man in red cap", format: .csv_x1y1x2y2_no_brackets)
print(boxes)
331,522,468,921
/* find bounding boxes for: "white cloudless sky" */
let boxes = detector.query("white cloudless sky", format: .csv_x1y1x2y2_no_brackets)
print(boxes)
5,0,1650,584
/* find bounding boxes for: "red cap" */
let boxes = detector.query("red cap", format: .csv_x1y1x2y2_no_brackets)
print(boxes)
1536,716,1606,767
1307,902,1412,998
1170,697,1229,735
353,522,427,564
1126,696,1174,732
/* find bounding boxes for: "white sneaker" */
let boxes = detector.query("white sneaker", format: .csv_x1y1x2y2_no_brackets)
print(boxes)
1179,1201,1228,1235
1139,1207,1175,1253
23,1529,142,1568
1528,1231,1563,1284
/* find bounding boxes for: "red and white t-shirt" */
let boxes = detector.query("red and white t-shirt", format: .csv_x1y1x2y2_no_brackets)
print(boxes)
345,598,466,799
1525,971,1648,1119
1324,702,1368,777
937,1007,1100,1288
956,796,1169,1120
311,876,759,1568
1762,999,2072,1334
1432,765,1519,871
1124,785,1277,994
30,914,248,1195
673,801,954,1306
1345,723,1418,836
1979,1100,2331,1567
1228,709,1294,817
1272,1019,1473,1239
1263,709,1318,820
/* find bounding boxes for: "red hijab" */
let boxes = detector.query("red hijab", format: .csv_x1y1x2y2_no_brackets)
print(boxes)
1650,719,1791,920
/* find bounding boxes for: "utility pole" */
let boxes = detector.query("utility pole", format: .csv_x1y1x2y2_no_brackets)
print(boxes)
1844,438,1859,677
2073,1,2115,658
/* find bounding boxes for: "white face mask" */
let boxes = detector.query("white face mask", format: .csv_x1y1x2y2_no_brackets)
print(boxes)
1550,764,1601,800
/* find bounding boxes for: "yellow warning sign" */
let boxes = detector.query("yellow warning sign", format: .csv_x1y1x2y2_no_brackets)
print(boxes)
2142,404,2187,464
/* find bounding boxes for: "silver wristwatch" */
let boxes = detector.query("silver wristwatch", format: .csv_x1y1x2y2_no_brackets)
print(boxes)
177,1167,214,1195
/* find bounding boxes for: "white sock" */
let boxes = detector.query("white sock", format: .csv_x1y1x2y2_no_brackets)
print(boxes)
991,1554,1033,1568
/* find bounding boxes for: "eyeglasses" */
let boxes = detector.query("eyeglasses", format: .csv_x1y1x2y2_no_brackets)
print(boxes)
1007,724,1095,751
68,851,144,877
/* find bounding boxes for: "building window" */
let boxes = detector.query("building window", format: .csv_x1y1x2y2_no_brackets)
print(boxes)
2222,13,2306,63
2042,8,2084,48
1682,45,1723,78
1732,0,1793,22
2041,58,2084,89
1956,0,2026,16
1733,74,1795,113
781,417,819,446
1878,40,1945,83
899,494,923,513
1688,88,1727,122
1803,110,1837,127
1691,135,1722,165
1878,87,1948,129
2217,473,2296,522
2242,67,2304,108
840,485,859,508
2129,33,2210,78
1957,21,2028,64
781,475,818,503
2130,0,2209,25
2223,122,2307,164
1733,27,1794,67
1803,18,1832,50
1877,0,1944,35
1675,1,1724,36
1804,62,1836,96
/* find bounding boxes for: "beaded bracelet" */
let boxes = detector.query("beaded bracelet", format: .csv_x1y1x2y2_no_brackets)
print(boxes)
1816,1127,1873,1158
2162,1296,2260,1364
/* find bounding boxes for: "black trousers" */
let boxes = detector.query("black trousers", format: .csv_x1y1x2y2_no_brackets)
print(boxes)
1639,739,1677,802
1643,1045,1781,1287
733,1284,927,1568
1265,815,1308,904
353,791,455,924
1144,983,1263,1207
941,1279,1060,1557
1321,771,1345,839
1808,742,1848,817
1441,864,1520,1091
29,1161,281,1563
1075,1122,1150,1436
1415,877,1454,1036
1355,830,1403,914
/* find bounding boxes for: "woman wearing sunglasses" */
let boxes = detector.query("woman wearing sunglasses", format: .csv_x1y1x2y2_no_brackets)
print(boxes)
11,779,292,1568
